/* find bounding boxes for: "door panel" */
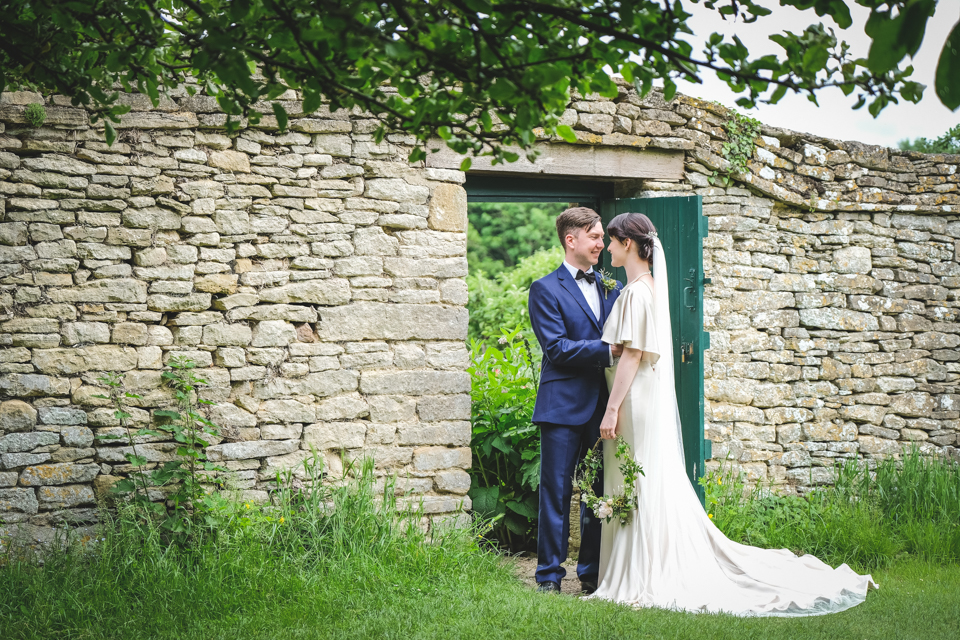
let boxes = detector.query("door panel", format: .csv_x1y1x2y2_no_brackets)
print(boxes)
600,196,709,503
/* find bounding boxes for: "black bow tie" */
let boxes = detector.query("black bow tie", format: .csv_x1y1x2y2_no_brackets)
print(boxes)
576,269,596,285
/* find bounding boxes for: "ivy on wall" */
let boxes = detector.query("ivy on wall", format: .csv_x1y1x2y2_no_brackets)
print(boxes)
710,109,762,187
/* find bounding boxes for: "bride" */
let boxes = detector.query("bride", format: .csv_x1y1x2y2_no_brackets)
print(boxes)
591,212,877,616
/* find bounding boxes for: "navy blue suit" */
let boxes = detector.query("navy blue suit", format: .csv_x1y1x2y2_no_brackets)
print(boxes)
528,265,621,585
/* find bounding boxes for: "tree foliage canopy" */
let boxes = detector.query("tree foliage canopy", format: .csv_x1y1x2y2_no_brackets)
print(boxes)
899,124,960,154
1,1,956,154
468,202,565,275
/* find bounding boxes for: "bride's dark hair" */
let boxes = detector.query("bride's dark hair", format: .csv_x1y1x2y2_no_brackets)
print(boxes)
607,212,657,263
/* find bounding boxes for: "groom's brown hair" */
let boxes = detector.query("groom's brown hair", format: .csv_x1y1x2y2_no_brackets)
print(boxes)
555,207,601,248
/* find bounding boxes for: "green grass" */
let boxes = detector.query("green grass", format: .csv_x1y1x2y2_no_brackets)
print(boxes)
1,454,959,640
705,449,960,570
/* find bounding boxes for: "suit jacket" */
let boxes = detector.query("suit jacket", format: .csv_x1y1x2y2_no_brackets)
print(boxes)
528,265,622,426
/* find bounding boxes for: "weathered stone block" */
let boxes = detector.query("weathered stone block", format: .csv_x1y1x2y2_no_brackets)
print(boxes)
260,424,304,440
225,304,317,323
360,371,470,396
0,375,71,398
839,405,888,424
251,320,297,347
799,308,879,331
0,488,38,520
36,484,96,509
427,183,467,232
257,400,316,424
859,436,903,457
412,446,471,471
383,257,467,278
832,246,872,274
61,426,94,448
434,469,471,494
206,439,300,461
364,178,429,204
398,422,471,446
208,150,250,172
259,280,350,305
1,431,59,452
19,463,99,486
704,379,754,404
202,323,253,347
763,407,813,425
889,392,936,417
303,422,367,450
49,279,147,304
147,293,212,312
32,346,139,375
195,274,238,294
208,403,258,428
418,395,471,422
317,303,467,341
107,322,148,346
38,407,87,426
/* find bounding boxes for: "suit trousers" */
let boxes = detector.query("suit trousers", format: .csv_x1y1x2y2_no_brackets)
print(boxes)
535,395,606,585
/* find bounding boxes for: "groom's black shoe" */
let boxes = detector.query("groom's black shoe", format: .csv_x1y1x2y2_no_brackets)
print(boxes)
580,580,598,595
537,581,561,594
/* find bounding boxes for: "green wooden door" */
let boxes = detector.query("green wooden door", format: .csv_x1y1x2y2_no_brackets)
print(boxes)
600,196,710,503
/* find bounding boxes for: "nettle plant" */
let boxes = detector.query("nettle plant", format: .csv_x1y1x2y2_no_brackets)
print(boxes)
96,356,226,537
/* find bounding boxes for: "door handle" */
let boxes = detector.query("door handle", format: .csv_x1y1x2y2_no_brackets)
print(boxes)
683,268,697,311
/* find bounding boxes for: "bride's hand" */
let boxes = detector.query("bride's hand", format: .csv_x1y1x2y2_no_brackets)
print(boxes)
600,408,618,439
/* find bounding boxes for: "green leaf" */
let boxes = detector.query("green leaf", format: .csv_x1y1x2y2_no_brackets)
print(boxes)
468,485,500,516
556,124,577,143
503,514,528,535
662,79,677,103
111,479,137,494
272,102,288,132
124,454,148,467
505,499,537,519
104,120,117,146
459,157,472,172
936,20,960,111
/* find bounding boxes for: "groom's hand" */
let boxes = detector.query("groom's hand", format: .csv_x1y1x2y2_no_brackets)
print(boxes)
610,344,623,357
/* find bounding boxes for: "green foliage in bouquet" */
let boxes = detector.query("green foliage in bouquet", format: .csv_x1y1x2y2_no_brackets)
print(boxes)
576,436,644,526
467,327,541,550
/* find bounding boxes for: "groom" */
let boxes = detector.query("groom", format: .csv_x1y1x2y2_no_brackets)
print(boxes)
528,207,622,594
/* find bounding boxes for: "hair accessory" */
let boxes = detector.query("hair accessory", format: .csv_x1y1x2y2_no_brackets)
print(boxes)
647,230,659,238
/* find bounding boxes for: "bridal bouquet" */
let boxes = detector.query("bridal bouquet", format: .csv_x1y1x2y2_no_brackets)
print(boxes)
575,436,644,526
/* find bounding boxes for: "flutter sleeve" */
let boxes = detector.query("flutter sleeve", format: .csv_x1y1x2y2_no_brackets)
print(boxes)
601,285,660,364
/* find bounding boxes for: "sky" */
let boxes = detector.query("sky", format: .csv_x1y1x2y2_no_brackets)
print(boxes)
671,1,959,148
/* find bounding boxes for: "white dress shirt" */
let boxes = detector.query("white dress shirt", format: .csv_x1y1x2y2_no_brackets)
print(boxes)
563,261,613,365
563,261,601,320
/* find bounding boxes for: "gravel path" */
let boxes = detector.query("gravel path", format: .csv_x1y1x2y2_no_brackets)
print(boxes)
507,554,585,596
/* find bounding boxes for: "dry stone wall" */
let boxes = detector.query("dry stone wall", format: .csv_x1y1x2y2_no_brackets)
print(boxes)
2,79,959,540
562,87,960,491
0,87,473,541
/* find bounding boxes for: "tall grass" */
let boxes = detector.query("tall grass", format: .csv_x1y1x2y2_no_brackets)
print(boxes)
705,449,960,571
2,453,960,639
0,458,506,640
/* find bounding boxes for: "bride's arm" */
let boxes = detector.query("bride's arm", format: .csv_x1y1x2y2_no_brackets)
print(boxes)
599,346,643,439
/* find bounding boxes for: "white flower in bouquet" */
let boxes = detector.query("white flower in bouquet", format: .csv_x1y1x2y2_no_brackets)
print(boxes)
596,501,613,520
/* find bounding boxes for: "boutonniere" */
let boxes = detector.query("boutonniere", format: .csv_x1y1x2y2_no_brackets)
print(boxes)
597,269,619,299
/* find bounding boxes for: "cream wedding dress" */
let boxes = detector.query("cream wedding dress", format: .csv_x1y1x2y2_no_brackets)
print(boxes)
591,238,877,616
